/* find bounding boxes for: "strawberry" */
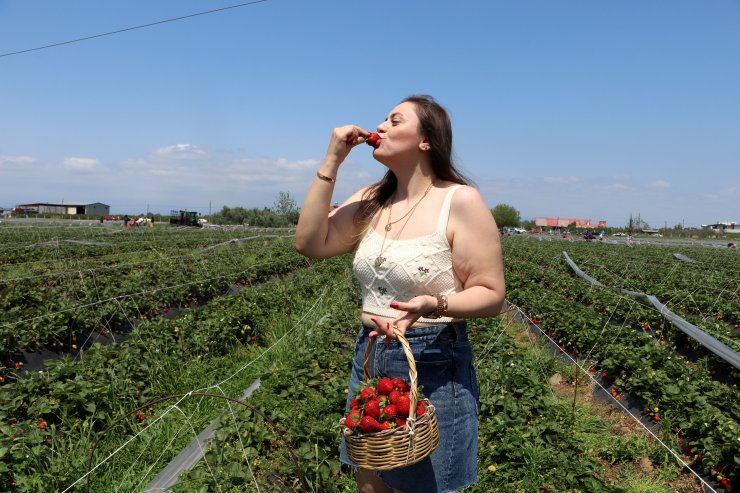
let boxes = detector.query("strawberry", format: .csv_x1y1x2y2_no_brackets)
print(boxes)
358,386,376,402
395,417,407,429
349,398,359,410
416,402,427,417
380,404,397,421
653,416,661,423
379,420,391,430
359,416,383,433
365,132,381,148
377,377,394,396
720,479,728,487
388,389,401,404
37,420,48,430
396,394,411,417
365,398,382,419
345,409,362,430
392,378,408,392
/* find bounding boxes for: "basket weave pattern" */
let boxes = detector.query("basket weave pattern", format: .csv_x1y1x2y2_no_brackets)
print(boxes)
342,329,440,471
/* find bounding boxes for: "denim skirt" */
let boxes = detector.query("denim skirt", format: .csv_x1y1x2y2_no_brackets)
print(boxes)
339,321,479,492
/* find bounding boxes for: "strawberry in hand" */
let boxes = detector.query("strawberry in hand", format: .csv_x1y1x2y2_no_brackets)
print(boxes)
365,132,381,148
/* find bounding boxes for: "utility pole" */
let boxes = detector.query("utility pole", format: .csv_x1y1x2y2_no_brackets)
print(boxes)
209,200,212,219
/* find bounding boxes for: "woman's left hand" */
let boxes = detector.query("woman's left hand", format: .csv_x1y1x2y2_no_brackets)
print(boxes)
368,295,436,341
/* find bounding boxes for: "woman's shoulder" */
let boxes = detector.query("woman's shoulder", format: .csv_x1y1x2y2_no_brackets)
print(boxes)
446,183,484,206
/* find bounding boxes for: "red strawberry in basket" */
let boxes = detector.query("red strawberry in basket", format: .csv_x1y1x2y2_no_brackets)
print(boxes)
396,394,411,417
416,402,428,417
388,389,401,404
360,416,384,433
365,397,382,419
358,386,376,402
366,132,381,148
377,377,394,396
380,404,397,421
392,378,408,392
395,417,407,429
345,409,362,430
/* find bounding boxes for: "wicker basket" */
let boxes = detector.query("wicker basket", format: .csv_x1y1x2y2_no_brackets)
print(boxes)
341,329,439,471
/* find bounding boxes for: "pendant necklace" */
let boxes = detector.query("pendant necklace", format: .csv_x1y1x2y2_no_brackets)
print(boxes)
375,181,434,267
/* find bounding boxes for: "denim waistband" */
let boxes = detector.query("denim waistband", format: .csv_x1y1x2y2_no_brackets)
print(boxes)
361,320,468,343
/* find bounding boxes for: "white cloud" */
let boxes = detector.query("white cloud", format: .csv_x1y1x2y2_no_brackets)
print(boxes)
151,144,207,161
63,157,99,171
275,158,320,171
543,176,578,184
0,155,35,167
649,180,671,188
606,183,632,190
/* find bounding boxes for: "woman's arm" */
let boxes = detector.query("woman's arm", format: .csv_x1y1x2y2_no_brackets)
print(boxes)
445,185,505,317
295,125,370,259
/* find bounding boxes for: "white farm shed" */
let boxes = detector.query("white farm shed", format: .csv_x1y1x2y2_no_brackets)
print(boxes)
17,202,110,216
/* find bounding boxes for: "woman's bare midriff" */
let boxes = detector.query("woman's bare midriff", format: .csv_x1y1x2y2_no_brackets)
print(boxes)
360,312,440,330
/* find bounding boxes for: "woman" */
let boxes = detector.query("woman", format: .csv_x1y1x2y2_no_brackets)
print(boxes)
295,95,505,492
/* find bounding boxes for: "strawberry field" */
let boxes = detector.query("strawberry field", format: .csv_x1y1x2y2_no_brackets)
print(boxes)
0,222,737,492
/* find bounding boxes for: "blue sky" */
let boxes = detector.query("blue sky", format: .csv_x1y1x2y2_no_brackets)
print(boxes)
1,0,738,227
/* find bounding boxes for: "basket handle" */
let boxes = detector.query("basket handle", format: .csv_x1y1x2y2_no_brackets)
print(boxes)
362,328,420,423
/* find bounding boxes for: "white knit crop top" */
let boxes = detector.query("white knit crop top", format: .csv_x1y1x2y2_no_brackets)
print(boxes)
352,185,463,323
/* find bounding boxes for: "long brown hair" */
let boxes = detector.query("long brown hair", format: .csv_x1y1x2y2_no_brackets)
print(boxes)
354,95,470,227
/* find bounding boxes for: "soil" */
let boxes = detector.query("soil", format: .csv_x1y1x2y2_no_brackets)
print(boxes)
547,371,705,492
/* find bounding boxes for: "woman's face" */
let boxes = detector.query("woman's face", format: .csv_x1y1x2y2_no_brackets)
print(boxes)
373,102,427,163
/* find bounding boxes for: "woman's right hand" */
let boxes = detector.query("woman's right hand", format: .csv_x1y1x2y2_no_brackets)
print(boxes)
323,125,371,168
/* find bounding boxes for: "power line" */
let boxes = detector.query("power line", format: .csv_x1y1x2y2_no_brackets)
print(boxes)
0,0,269,59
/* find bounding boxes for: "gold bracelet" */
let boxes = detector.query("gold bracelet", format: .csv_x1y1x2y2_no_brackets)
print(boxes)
426,294,448,319
316,171,336,183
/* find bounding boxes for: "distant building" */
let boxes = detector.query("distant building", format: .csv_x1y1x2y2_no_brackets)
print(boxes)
16,202,110,216
535,217,607,229
702,221,740,234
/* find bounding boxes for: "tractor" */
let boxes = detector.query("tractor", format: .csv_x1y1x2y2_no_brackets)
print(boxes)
169,210,201,227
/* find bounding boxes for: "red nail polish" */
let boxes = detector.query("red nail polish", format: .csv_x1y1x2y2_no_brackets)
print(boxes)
390,302,399,309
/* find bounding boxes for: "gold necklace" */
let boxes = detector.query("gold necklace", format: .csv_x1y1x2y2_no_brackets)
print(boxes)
384,181,433,232
375,181,434,267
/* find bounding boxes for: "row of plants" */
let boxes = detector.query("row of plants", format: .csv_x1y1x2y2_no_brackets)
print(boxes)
0,224,270,268
0,251,352,492
510,238,740,348
0,234,308,358
502,242,738,488
507,251,740,367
